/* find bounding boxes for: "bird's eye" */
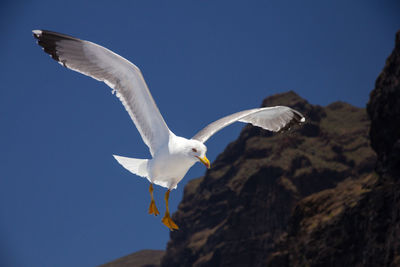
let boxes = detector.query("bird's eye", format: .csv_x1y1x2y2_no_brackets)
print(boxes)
192,148,197,153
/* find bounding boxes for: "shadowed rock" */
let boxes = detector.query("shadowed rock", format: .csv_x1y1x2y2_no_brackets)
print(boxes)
100,250,164,267
267,30,400,267
101,31,399,267
161,90,374,267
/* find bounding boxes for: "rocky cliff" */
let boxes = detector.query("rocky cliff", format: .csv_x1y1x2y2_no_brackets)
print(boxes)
100,250,164,267
160,91,375,267
266,31,400,267
101,31,400,267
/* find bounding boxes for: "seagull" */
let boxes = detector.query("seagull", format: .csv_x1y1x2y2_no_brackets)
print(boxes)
33,30,305,230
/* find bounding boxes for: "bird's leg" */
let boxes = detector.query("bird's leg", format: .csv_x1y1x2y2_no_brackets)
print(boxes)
148,183,160,216
162,190,179,230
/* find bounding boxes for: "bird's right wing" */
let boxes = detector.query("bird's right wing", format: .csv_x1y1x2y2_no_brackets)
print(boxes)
192,106,305,143
33,30,171,156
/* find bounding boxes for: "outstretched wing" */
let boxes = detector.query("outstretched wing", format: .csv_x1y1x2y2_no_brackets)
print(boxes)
33,30,171,156
192,106,305,143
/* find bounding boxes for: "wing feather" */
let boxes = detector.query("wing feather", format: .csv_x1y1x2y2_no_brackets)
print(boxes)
192,106,305,143
33,30,171,156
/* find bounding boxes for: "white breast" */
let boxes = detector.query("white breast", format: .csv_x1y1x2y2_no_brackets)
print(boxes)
147,135,197,189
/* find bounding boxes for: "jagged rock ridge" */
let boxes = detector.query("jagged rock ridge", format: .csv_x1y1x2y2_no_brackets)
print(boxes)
101,30,399,267
267,30,400,267
161,91,375,267
100,249,164,267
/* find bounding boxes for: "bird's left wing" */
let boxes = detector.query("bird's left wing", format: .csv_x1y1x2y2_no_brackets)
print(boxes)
192,106,305,143
33,30,171,156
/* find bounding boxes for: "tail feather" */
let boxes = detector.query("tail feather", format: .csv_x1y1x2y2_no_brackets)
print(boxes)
113,155,148,178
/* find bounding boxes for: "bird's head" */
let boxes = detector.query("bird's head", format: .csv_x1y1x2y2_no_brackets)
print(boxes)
187,139,210,169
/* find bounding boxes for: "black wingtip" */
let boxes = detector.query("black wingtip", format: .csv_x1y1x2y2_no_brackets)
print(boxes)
32,30,80,41
32,30,81,63
279,111,306,133
32,29,41,39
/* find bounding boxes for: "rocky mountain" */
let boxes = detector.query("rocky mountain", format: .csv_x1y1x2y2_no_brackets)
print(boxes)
160,91,375,267
266,30,400,267
100,250,164,267
101,31,399,267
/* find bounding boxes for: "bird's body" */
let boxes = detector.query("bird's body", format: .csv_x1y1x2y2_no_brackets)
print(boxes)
147,135,205,189
33,30,305,230
112,133,207,190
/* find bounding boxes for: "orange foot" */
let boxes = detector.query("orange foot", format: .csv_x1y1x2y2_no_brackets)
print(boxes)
162,212,179,231
148,199,160,216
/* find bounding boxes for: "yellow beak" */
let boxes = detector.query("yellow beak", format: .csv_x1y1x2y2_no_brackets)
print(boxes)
196,155,210,169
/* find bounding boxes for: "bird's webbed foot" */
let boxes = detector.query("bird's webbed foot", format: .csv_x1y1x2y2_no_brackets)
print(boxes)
162,211,179,231
148,183,160,216
148,199,160,216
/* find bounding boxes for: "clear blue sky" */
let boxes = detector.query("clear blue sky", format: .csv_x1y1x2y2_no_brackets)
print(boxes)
1,1,399,266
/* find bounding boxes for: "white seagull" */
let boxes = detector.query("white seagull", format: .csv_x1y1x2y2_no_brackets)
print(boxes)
33,30,305,230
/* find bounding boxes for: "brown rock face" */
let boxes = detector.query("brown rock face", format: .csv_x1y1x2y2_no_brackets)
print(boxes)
267,31,400,267
101,30,400,267
160,91,375,267
368,31,400,179
100,249,164,267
